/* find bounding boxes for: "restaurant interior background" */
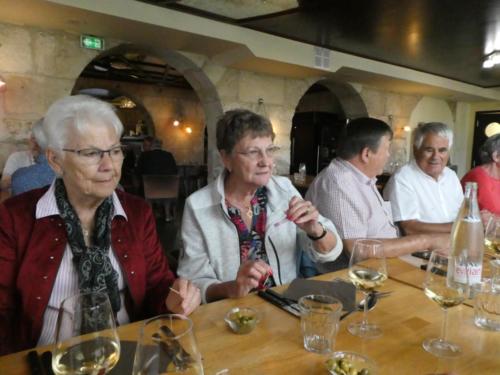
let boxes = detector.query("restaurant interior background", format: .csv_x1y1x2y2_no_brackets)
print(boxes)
2,0,500,189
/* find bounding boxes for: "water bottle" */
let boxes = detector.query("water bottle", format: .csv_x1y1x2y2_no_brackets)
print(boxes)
448,182,484,292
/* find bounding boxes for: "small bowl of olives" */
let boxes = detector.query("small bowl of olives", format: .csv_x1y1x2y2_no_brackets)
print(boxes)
325,351,376,375
224,307,260,334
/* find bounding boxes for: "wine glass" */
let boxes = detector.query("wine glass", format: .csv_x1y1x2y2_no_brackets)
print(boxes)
485,215,500,256
52,291,120,375
347,239,387,338
422,250,469,357
132,314,204,375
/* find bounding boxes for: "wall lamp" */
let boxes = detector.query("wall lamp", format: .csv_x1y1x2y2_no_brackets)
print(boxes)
0,75,6,92
482,50,500,68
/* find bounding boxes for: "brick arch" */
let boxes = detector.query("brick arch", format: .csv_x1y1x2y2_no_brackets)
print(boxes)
295,79,368,119
72,43,223,174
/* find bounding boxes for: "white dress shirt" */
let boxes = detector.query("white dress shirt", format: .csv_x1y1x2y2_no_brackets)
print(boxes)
2,150,34,176
383,160,463,223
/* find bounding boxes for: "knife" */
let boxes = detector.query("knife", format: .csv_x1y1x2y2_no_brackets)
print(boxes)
257,289,301,317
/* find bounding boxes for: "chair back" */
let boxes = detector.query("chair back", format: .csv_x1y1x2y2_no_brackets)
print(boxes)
142,174,180,200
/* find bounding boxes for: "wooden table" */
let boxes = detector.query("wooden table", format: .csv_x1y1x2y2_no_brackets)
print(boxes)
1,260,498,374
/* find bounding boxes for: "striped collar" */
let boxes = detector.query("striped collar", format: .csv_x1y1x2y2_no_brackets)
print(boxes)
36,179,127,221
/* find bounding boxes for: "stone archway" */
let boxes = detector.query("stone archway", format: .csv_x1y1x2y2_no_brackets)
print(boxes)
290,79,368,174
74,43,224,174
309,79,368,119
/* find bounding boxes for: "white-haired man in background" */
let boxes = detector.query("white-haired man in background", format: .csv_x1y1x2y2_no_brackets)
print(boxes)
383,122,463,235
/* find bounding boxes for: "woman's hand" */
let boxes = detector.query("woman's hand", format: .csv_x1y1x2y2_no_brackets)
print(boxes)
166,278,201,316
229,260,272,298
286,196,323,238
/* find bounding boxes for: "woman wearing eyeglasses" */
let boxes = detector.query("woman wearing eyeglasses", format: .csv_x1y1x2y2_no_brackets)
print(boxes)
0,95,200,355
177,109,342,303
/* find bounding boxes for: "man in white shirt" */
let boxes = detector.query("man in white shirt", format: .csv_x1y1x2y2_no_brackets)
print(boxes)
383,122,463,235
1,130,39,190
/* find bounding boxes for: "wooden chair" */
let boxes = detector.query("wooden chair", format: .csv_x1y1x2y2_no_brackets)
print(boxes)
142,174,180,222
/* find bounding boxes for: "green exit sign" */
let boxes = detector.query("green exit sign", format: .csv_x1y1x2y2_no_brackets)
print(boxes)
80,35,105,50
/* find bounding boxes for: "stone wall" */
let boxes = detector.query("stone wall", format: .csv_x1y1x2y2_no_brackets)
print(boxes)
0,21,114,168
0,20,463,177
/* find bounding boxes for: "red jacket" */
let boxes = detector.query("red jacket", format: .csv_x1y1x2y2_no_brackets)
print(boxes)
0,188,175,355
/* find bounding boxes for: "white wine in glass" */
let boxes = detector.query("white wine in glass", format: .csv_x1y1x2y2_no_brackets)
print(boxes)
52,291,120,375
422,250,469,357
347,239,387,338
484,216,500,255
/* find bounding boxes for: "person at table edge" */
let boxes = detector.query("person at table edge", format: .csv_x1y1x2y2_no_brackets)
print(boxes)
0,95,200,355
177,109,342,303
11,118,56,196
306,117,449,271
383,122,463,235
461,133,500,216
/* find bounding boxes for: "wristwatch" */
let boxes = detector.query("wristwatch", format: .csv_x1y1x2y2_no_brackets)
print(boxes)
307,221,327,241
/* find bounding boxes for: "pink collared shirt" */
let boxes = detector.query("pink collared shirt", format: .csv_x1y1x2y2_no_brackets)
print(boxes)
306,159,399,240
36,182,130,346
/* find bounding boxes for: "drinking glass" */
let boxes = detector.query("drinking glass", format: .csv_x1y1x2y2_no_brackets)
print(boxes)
422,250,469,357
298,295,342,354
485,215,500,256
347,239,387,338
52,291,120,375
132,314,204,375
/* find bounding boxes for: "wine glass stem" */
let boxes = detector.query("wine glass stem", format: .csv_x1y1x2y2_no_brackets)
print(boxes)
440,307,448,342
362,291,369,326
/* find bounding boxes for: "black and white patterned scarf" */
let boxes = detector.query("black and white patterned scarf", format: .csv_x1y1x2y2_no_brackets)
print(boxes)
54,178,121,315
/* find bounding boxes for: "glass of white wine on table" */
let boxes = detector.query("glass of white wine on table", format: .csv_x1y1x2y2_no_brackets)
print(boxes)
484,215,500,257
422,250,469,357
52,291,120,375
347,239,388,338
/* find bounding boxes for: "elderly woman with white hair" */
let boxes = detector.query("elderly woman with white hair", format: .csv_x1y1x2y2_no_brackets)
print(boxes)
0,95,200,355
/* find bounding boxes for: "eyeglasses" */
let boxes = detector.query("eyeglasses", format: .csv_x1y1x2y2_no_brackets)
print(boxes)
236,145,280,161
63,145,124,165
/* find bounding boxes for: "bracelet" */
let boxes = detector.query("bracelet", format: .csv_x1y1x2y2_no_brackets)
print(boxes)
307,222,327,241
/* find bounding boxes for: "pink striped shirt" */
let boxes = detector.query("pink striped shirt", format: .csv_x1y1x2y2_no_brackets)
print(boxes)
306,159,399,240
36,182,130,346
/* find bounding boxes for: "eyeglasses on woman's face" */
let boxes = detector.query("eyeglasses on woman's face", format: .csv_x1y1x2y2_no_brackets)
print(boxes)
62,145,125,166
235,145,280,161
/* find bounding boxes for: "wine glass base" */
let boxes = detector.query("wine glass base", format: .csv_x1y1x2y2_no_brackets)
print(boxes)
347,322,382,338
422,337,462,357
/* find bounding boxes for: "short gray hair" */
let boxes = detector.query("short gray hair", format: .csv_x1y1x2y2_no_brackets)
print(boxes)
43,95,123,153
480,133,500,163
413,122,453,149
31,118,47,150
216,109,275,153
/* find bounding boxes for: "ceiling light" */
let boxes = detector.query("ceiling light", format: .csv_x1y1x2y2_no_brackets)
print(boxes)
110,60,130,70
485,122,500,137
403,125,411,132
93,64,108,72
185,127,192,134
173,120,180,127
482,50,500,68
0,76,5,92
